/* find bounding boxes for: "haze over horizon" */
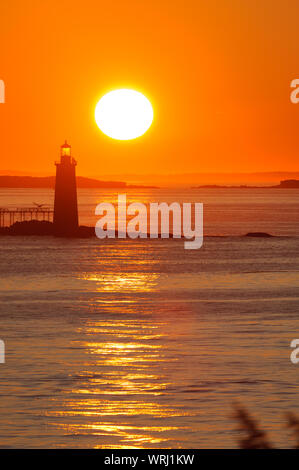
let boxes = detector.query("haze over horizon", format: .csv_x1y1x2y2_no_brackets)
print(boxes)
1,169,299,186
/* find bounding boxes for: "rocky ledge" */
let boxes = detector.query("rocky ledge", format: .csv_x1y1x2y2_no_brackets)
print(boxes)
0,220,95,238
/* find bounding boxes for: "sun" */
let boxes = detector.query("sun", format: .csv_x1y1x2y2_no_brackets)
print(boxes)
95,89,153,140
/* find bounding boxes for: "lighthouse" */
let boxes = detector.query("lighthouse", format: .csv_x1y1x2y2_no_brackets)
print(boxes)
53,141,79,236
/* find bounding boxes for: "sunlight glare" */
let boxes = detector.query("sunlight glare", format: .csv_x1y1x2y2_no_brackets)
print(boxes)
95,89,154,140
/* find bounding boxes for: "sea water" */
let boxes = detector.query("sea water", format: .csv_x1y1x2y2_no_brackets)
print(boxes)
0,187,298,448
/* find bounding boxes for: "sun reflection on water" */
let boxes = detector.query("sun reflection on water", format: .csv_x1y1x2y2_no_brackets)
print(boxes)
80,272,160,292
48,271,192,448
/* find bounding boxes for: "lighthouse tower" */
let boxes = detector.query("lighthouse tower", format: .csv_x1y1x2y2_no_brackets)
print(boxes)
53,141,78,236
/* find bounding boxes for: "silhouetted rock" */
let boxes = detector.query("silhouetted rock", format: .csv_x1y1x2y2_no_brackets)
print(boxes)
244,232,273,238
276,179,299,188
0,220,95,238
5,220,54,236
76,225,95,238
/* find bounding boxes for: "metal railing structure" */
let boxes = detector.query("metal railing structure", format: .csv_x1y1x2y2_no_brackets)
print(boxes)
0,207,54,227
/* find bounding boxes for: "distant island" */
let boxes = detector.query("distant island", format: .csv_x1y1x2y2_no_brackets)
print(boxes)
192,179,299,189
0,175,158,189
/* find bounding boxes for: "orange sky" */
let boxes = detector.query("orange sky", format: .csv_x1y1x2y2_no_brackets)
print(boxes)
1,0,299,179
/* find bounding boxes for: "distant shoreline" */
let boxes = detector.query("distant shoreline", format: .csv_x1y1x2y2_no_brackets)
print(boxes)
192,179,299,189
1,174,299,190
0,175,158,189
1,175,299,189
